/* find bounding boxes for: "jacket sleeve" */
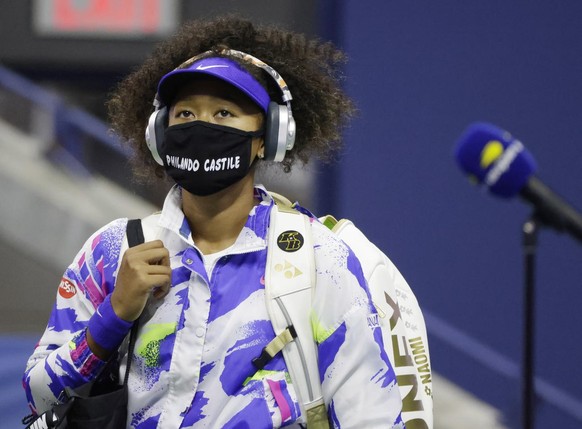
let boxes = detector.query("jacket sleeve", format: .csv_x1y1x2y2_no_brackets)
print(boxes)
310,221,405,429
22,218,128,415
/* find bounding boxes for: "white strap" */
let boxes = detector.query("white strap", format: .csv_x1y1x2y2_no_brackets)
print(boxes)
265,204,325,425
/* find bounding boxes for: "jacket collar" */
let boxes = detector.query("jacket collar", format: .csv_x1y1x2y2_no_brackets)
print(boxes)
157,185,274,253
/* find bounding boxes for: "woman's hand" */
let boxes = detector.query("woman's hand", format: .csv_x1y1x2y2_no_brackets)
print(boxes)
111,240,172,322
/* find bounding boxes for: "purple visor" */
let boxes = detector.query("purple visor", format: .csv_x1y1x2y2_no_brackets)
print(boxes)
157,56,270,112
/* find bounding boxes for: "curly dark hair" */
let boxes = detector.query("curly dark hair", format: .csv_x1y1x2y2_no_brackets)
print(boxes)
107,15,355,183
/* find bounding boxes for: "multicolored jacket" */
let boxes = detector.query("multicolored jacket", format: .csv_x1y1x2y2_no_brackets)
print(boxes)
23,185,404,428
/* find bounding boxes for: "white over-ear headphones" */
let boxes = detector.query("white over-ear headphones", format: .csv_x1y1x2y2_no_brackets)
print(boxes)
145,49,296,165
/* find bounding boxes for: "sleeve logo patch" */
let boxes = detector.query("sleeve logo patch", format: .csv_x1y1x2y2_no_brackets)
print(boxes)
58,278,77,299
277,230,304,252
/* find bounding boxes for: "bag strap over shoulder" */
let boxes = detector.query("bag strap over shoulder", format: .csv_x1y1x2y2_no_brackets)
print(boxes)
264,198,329,428
273,201,433,427
123,219,144,384
126,219,145,248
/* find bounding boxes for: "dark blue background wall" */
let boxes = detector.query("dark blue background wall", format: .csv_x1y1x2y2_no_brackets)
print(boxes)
318,2,582,427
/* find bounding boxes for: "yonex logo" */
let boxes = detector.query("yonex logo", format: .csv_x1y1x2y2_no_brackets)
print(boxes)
274,260,303,279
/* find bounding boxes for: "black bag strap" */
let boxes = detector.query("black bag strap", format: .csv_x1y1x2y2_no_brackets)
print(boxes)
126,218,145,248
123,218,144,386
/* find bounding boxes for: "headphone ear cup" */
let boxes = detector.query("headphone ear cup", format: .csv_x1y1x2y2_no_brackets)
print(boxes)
145,107,168,166
264,101,289,162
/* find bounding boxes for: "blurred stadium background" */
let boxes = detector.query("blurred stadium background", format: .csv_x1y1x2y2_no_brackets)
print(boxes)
2,1,582,428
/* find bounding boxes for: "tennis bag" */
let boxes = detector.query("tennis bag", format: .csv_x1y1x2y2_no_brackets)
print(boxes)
22,220,144,429
264,195,433,428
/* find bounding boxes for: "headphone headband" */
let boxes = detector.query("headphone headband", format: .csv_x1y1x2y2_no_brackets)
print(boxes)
221,49,293,103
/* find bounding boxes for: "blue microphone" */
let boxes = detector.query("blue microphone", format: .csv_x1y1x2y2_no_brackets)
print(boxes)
454,122,582,243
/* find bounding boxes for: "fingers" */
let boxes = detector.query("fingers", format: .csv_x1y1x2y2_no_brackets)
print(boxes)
125,240,170,266
112,241,173,321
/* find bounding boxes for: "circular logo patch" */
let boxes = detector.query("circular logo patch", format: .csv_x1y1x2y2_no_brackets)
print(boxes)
58,278,77,299
277,230,304,253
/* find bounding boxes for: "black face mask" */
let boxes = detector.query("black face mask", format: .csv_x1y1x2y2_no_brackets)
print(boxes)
161,121,263,196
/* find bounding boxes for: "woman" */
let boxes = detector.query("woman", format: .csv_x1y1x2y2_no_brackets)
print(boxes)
24,16,405,428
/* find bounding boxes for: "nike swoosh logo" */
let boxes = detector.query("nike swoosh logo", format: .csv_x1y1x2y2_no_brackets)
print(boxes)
196,65,229,70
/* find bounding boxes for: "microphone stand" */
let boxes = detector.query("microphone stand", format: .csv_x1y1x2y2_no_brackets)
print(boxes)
521,213,540,429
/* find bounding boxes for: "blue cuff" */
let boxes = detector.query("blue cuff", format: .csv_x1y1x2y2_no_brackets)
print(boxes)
87,294,133,351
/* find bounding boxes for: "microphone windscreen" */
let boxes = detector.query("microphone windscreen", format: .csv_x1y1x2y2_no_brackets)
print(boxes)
454,122,537,198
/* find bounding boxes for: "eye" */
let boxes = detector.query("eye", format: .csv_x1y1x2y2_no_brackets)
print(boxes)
176,110,195,119
216,109,233,118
